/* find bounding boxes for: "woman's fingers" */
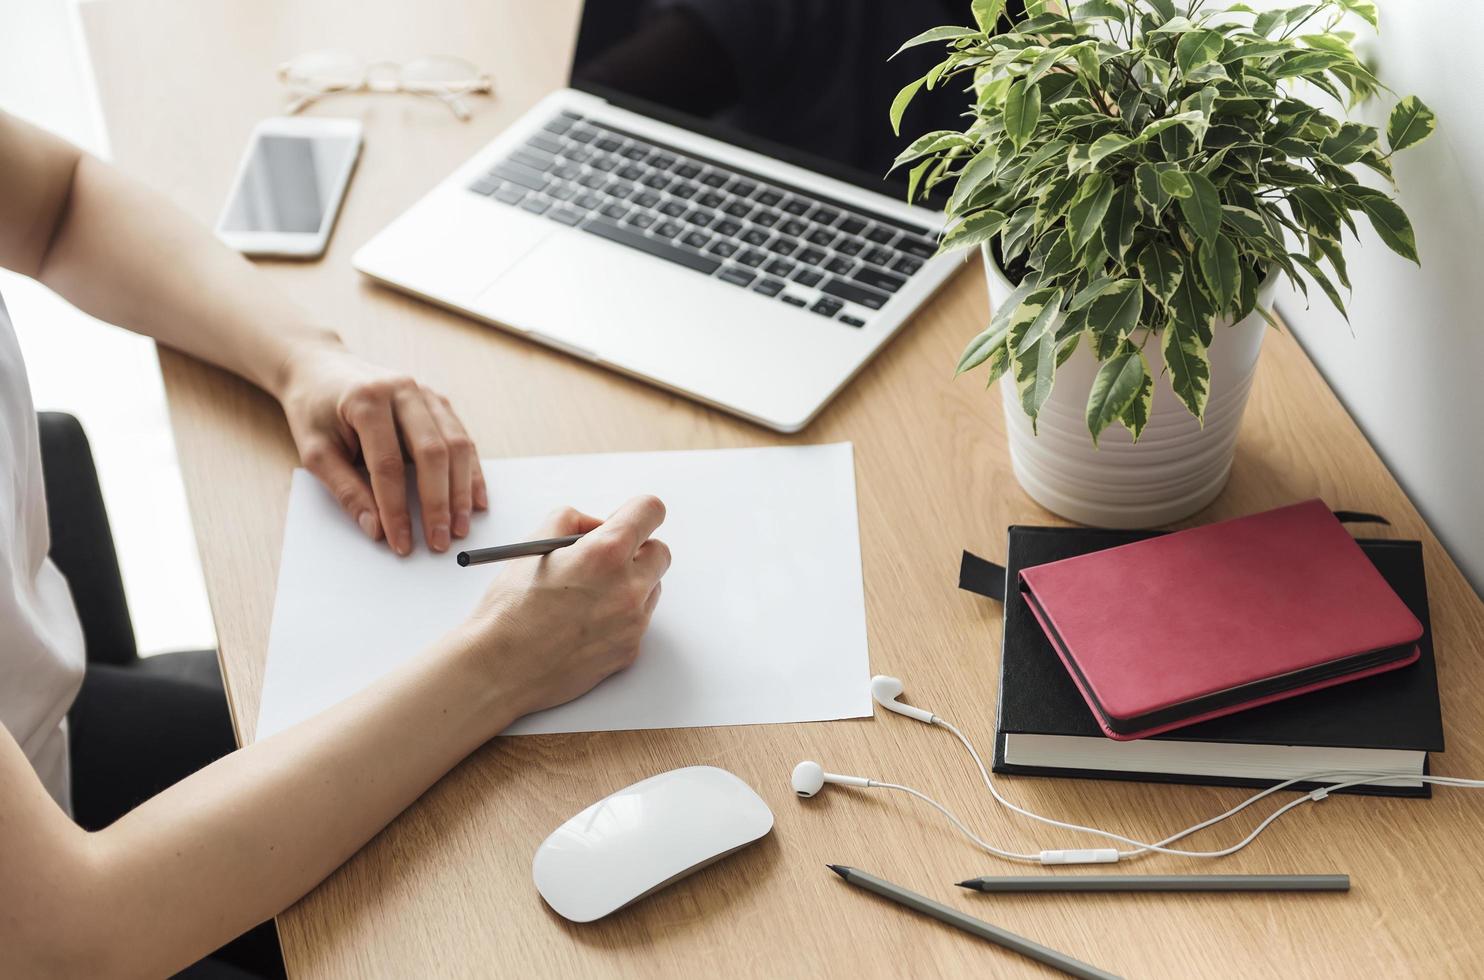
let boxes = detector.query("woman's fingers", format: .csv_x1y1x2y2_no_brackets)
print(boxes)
593,495,667,558
424,391,478,538
536,506,604,539
633,537,671,585
301,438,382,542
344,397,413,556
391,388,453,552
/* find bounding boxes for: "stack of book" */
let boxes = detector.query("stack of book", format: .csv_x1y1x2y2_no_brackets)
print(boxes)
973,500,1444,798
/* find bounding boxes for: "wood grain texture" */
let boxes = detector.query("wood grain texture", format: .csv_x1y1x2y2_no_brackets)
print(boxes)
83,1,1484,976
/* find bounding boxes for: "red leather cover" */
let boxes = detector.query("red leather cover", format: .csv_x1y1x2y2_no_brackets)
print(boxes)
1018,500,1424,741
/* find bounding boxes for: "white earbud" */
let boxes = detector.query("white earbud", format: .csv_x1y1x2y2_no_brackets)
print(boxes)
871,675,936,724
791,760,872,797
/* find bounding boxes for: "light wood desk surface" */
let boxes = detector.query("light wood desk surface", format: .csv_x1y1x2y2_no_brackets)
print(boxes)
83,1,1484,976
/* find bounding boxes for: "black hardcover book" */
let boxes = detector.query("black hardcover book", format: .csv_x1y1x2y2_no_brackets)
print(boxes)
983,526,1444,799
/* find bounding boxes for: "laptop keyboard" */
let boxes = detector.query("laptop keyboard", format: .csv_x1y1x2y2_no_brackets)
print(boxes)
466,110,937,328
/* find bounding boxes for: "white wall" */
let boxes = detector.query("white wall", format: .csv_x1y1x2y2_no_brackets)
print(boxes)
1272,1,1484,596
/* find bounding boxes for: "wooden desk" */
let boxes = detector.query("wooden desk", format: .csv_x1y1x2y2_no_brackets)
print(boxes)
84,1,1484,975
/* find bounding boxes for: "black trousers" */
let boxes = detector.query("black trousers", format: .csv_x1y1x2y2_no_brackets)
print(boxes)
40,413,286,979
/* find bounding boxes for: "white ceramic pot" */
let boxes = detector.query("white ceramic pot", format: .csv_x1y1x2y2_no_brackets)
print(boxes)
983,244,1277,528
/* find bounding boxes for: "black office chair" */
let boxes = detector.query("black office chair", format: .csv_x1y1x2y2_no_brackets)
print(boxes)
36,411,221,684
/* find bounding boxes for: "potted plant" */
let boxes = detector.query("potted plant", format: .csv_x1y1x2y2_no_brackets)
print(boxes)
892,0,1434,527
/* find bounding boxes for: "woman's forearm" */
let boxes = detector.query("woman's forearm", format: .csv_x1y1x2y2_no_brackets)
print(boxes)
35,145,340,400
73,629,513,978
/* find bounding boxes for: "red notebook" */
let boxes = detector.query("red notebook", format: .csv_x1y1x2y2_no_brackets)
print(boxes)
1018,500,1424,741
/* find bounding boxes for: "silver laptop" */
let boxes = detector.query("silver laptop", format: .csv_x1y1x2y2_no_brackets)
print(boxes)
354,0,965,432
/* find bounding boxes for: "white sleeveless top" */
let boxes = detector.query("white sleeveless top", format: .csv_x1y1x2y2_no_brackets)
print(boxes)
0,291,86,812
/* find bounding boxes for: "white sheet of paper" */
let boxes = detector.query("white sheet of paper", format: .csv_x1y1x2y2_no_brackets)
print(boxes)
256,443,870,741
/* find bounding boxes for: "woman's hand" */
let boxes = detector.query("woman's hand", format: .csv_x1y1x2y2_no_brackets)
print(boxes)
276,342,488,556
462,496,670,721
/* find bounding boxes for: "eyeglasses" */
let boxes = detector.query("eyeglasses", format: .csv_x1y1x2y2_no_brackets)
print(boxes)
277,50,493,121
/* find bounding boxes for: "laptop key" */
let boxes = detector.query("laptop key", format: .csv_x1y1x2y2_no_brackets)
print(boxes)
681,230,711,249
837,237,865,257
656,219,685,238
768,237,799,256
765,258,795,277
581,217,722,275
719,266,756,287
700,170,728,187
674,161,702,179
600,202,629,220
797,247,827,266
659,200,687,217
728,179,757,196
854,266,909,293
714,218,743,237
671,182,699,200
595,135,623,151
723,200,752,218
823,277,889,309
621,144,649,160
810,296,844,317
568,126,597,144
792,268,823,287
590,155,619,172
892,255,924,275
627,212,657,230
864,246,894,266
578,172,607,189
780,294,807,307
521,196,551,215
751,209,781,228
839,216,868,235
549,184,578,201
708,240,739,258
550,207,584,226
469,176,499,196
649,152,677,169
633,190,662,208
606,182,636,199
806,228,837,248
492,160,548,192
779,218,808,237
566,147,594,164
543,116,576,135
810,207,840,225
575,191,602,210
494,185,525,205
641,172,671,190
741,228,771,247
825,255,855,275
685,209,716,227
528,133,564,153
753,278,785,297
782,198,811,215
553,163,582,180
865,225,897,244
896,235,937,258
754,189,783,206
697,191,726,209
618,163,645,181
737,248,767,268
839,314,867,328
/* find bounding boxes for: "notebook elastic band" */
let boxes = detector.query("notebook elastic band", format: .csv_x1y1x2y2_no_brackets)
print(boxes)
1333,510,1391,526
958,551,1007,602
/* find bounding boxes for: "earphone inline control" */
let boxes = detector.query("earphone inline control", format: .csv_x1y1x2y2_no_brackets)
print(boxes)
792,675,1484,866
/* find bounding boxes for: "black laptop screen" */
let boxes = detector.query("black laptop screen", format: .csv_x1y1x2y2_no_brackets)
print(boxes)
569,0,998,200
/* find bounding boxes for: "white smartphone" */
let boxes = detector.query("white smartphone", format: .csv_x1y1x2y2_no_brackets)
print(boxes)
216,116,362,258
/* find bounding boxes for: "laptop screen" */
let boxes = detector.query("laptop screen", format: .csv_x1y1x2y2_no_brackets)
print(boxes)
569,0,1005,201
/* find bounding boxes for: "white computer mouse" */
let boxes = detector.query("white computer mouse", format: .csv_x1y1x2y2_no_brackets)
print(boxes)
532,765,774,922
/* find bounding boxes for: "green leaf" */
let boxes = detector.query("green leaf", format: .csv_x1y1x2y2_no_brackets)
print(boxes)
1175,30,1225,75
948,147,1000,212
1387,96,1437,152
1013,330,1059,429
1137,241,1184,304
1320,122,1378,165
1102,184,1140,264
1087,279,1144,358
1135,163,1174,216
1118,369,1154,441
1023,47,1066,88
1073,0,1123,20
1163,312,1213,421
1291,252,1348,318
1004,79,1042,152
889,76,927,137
1146,0,1179,21
1086,344,1150,445
939,209,1009,253
956,321,1011,376
1198,235,1241,312
891,26,979,60
1158,168,1194,200
1355,192,1420,263
983,343,1012,386
1067,174,1116,250
1137,110,1206,144
1170,254,1216,347
906,158,934,204
1085,133,1133,169
971,0,1008,31
1221,206,1268,238
1007,287,1064,355
1337,0,1378,29
891,130,963,170
1067,274,1119,312
1177,171,1223,244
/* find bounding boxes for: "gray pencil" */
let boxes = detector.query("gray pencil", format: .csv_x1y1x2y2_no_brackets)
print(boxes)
456,532,586,567
957,874,1350,894
828,865,1122,980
